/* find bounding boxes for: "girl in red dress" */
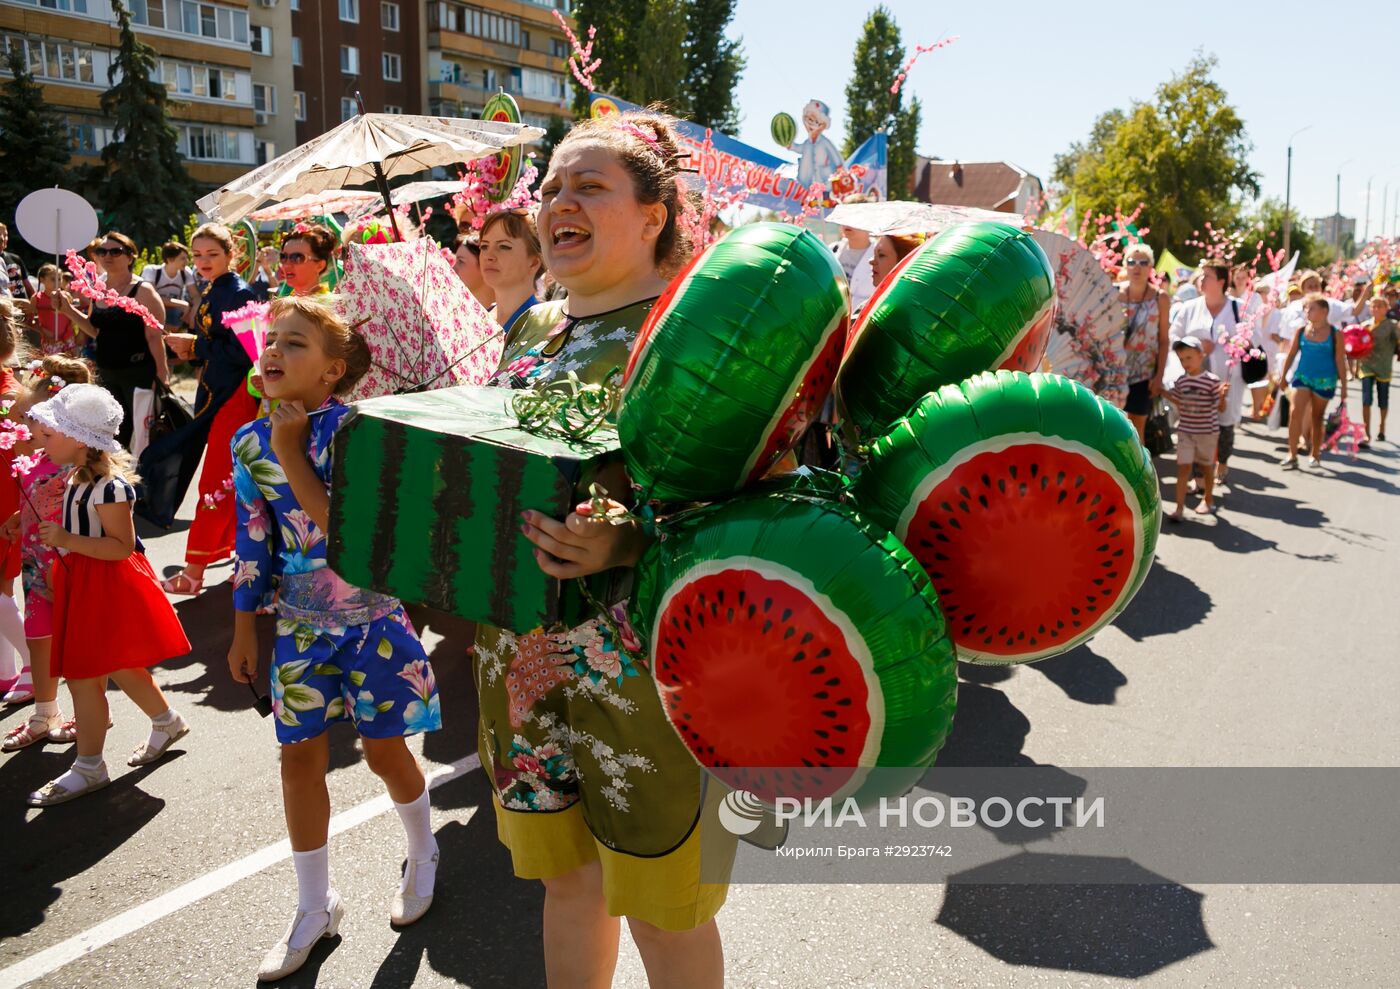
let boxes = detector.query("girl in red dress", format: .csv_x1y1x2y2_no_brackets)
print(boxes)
0,298,28,701
25,384,192,805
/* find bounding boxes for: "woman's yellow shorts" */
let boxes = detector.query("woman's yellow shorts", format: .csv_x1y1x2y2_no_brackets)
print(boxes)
492,787,737,932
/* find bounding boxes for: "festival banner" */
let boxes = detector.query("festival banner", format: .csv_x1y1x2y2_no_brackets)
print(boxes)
590,93,838,215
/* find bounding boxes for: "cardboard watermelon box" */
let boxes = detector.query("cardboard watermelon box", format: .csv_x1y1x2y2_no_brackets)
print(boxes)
328,384,622,634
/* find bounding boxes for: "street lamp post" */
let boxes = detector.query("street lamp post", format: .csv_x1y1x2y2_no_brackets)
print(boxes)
1364,175,1373,242
1283,124,1313,258
1336,158,1356,260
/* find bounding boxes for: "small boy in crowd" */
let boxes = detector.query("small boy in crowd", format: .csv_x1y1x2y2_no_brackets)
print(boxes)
1164,335,1228,521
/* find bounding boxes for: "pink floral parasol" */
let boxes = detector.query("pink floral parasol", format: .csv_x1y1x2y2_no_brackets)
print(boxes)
336,239,504,401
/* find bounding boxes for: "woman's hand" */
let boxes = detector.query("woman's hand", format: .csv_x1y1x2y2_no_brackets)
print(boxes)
522,500,647,579
269,400,310,461
166,332,196,360
1148,374,1163,397
37,521,69,549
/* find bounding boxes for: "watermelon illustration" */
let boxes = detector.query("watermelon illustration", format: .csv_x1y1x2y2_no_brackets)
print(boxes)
771,111,797,148
619,222,850,503
851,371,1161,665
835,221,1056,445
480,91,523,201
632,493,957,805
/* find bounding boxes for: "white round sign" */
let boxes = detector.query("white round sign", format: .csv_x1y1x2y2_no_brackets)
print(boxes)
15,188,100,255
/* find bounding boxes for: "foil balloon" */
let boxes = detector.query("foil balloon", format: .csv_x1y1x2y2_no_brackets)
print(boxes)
632,492,957,805
851,370,1161,665
481,92,524,202
234,218,260,282
619,222,849,502
835,221,1056,444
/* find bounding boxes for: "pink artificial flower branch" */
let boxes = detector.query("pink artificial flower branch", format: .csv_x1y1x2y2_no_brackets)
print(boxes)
890,36,960,95
63,251,162,334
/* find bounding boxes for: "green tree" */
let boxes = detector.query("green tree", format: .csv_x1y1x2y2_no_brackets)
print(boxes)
682,0,745,133
1233,197,1333,273
92,0,194,247
0,44,72,262
842,6,920,201
568,0,689,119
1052,54,1259,253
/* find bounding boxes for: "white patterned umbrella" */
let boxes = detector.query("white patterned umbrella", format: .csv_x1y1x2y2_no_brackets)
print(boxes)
825,200,1021,236
246,189,382,222
336,239,504,402
196,113,542,226
1031,229,1128,408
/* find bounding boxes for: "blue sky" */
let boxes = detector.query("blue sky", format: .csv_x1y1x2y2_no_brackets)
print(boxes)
726,1,1400,236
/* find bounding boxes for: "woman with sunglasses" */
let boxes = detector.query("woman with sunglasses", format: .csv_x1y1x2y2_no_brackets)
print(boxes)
1119,243,1170,441
63,231,169,449
277,225,338,297
477,211,542,332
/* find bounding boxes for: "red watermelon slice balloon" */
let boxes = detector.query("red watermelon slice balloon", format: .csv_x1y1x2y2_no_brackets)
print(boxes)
836,221,1056,445
851,371,1161,665
619,223,849,503
632,493,957,805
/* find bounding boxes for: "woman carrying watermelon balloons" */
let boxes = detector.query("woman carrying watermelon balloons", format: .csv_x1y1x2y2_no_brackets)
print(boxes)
474,111,731,988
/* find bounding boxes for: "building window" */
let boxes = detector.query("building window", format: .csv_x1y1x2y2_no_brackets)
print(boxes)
381,2,399,31
15,0,90,11
289,0,299,10
2,37,99,85
382,52,401,82
174,2,249,44
128,0,166,29
340,97,357,121
340,45,359,75
156,58,245,103
291,37,302,66
384,104,402,114
433,3,522,46
252,83,276,115
293,90,306,121
549,38,567,58
339,0,359,23
255,139,275,165
67,121,99,154
184,125,246,162
250,25,272,56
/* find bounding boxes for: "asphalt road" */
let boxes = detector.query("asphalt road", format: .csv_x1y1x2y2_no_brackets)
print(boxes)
1,408,1397,989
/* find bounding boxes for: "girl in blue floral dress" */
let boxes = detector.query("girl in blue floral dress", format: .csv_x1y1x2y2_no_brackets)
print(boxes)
226,296,442,983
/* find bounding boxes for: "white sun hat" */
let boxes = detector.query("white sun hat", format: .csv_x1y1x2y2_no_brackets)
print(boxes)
29,383,123,454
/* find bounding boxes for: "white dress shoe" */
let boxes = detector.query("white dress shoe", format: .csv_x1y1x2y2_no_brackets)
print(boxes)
257,889,343,982
390,852,439,927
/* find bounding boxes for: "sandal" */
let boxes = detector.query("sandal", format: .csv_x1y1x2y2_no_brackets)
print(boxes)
128,712,190,766
4,713,60,751
3,668,34,705
48,717,111,744
28,760,110,806
160,571,203,596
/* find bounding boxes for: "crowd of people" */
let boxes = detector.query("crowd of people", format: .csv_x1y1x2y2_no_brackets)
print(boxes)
0,107,1395,987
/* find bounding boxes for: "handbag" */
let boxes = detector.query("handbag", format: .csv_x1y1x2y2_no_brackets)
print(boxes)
1233,299,1269,385
147,379,194,442
1143,397,1173,457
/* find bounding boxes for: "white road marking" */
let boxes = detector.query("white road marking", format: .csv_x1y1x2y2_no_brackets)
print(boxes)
0,753,482,989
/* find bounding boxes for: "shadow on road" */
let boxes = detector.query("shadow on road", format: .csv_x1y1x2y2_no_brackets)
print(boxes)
936,852,1214,978
1113,560,1212,642
1029,646,1127,705
0,752,176,938
370,771,545,988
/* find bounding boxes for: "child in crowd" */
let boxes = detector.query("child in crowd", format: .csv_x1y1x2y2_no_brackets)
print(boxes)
1164,336,1227,520
24,384,191,805
0,299,27,701
1358,295,1397,446
31,265,76,355
1279,294,1348,470
225,296,441,982
1,357,95,751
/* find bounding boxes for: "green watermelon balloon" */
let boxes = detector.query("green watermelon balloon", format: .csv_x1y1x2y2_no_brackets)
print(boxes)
632,492,957,806
835,221,1056,445
771,111,797,148
851,370,1161,665
619,222,849,502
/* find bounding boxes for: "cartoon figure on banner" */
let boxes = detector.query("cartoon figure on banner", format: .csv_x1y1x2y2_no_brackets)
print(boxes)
780,100,842,188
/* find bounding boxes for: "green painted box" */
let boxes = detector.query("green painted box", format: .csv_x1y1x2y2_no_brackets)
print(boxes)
328,385,622,634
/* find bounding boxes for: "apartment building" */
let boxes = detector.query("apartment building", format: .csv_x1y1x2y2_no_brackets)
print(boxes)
288,0,426,142
0,0,262,186
425,0,572,134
